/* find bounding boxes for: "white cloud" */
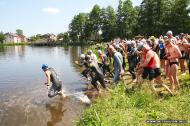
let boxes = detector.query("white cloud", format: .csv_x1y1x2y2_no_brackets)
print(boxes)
42,7,61,13
84,7,93,13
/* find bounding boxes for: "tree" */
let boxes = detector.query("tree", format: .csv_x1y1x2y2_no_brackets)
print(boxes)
16,29,23,35
89,5,102,41
0,32,5,43
116,0,124,38
169,0,190,34
101,6,117,41
57,32,70,43
116,0,138,38
69,13,88,42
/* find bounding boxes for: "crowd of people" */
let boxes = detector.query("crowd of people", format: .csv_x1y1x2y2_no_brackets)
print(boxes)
75,30,190,95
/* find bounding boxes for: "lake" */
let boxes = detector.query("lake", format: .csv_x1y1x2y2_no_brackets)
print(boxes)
0,46,89,126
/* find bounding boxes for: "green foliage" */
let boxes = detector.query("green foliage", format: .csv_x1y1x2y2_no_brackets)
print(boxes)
0,32,5,43
69,13,88,42
57,32,70,43
69,0,190,41
16,29,23,35
101,6,117,41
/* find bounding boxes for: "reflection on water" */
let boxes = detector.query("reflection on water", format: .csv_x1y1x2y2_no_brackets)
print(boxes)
0,45,88,126
46,97,66,126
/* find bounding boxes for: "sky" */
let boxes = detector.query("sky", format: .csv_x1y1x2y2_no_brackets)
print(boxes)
0,0,142,37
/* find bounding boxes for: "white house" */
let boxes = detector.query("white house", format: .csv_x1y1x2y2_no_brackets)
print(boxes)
4,33,21,43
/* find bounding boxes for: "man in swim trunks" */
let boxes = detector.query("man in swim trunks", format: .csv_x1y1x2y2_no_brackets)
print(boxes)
138,44,173,94
164,39,182,92
167,30,177,45
42,64,65,98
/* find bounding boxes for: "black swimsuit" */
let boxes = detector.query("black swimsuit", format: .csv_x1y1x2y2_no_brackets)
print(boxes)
169,62,179,66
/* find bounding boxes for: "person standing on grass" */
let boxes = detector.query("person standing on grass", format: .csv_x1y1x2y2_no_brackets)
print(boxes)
164,39,182,92
180,36,190,77
108,45,124,83
167,30,177,45
127,41,138,82
177,33,188,75
138,43,173,95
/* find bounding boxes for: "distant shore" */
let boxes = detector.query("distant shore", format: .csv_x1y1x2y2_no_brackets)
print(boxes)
0,41,99,46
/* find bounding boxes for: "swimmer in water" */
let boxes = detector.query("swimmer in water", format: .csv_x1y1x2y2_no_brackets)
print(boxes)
42,64,66,98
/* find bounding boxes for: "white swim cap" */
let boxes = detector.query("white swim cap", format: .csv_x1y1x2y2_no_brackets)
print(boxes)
80,54,85,59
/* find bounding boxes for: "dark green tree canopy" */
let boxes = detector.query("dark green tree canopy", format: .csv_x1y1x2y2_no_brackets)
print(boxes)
68,0,190,41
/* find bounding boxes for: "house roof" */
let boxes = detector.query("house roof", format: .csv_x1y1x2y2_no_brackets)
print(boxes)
5,32,18,37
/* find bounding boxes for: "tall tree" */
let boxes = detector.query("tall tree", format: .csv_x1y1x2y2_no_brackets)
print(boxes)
16,29,23,35
101,6,117,41
169,0,190,34
116,0,124,38
116,0,137,38
89,5,102,41
57,32,70,43
69,13,88,41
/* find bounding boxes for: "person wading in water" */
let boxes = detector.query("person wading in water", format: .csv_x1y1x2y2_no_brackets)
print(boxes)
42,64,65,98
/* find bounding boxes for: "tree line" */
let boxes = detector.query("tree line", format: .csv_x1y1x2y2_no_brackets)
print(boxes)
66,0,190,42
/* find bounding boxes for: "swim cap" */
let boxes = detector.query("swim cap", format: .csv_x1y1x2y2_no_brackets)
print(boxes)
167,30,173,36
87,50,92,55
126,41,132,45
42,64,48,70
80,54,85,59
97,50,102,55
137,42,144,50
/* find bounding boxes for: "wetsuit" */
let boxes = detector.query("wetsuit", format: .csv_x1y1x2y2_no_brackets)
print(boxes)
48,68,62,98
127,47,138,79
159,43,166,59
90,63,106,89
81,60,90,78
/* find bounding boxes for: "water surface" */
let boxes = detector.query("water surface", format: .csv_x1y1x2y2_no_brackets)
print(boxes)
0,46,88,126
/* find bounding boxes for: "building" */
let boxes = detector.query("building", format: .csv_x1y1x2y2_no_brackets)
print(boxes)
4,33,27,43
43,33,57,42
4,33,21,43
18,34,27,42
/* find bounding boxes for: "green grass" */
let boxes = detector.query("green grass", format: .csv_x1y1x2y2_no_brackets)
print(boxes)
76,75,190,126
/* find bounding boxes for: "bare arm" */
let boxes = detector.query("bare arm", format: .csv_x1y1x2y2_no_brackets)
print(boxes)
44,71,51,85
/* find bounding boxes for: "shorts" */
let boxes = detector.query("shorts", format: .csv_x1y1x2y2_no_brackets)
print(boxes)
154,68,161,78
169,62,179,67
142,67,155,80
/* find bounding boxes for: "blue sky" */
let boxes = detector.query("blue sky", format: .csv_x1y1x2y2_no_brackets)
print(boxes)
0,0,142,37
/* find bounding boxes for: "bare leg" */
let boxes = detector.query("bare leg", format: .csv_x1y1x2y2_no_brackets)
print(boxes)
179,59,185,74
171,64,180,91
168,66,175,92
155,76,173,94
165,61,170,77
161,59,166,73
150,80,158,96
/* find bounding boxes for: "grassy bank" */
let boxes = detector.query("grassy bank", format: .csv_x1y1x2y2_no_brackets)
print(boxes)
0,42,32,46
76,74,190,126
